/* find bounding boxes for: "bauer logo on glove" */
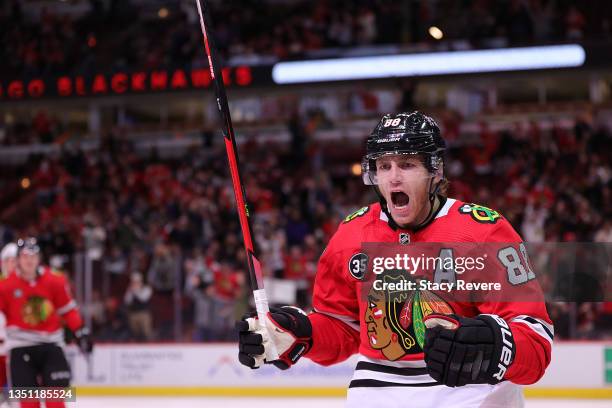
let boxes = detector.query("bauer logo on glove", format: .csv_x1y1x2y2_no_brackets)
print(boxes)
423,313,516,387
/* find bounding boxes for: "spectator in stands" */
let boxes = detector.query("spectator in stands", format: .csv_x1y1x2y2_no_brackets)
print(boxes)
84,289,107,335
565,4,586,39
594,221,612,242
147,242,180,292
124,272,154,341
146,242,180,339
82,212,106,262
285,208,310,246
504,0,535,43
32,110,53,144
521,195,549,243
255,221,286,278
103,245,128,276
184,257,215,341
355,6,377,44
168,215,196,252
96,296,130,341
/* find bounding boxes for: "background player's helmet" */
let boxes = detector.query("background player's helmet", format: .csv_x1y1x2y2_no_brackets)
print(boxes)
17,237,40,256
362,111,446,185
1,243,17,260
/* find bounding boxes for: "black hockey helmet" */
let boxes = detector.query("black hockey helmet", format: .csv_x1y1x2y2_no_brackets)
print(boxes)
17,237,40,256
362,111,445,185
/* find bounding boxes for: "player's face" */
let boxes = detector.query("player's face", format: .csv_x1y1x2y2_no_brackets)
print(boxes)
376,154,436,228
1,257,16,276
18,252,40,279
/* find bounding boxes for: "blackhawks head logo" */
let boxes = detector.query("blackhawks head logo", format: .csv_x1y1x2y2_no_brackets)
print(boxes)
459,203,501,224
364,272,452,361
22,296,55,326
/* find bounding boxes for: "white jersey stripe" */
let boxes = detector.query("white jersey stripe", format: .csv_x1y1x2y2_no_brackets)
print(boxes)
6,327,64,350
358,355,426,369
380,198,456,223
511,315,554,346
435,198,456,218
56,300,77,315
352,369,436,385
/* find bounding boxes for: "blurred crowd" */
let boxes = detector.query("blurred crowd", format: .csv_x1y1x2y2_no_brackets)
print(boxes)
1,0,611,78
0,107,610,341
0,110,62,146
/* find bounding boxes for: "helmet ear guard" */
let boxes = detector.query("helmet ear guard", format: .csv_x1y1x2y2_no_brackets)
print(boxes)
428,155,444,173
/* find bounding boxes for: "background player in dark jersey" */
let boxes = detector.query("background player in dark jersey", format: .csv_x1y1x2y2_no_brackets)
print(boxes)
237,112,553,407
0,238,93,408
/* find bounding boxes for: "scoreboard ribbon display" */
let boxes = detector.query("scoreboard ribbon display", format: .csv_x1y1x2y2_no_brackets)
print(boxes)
0,43,600,102
0,66,271,101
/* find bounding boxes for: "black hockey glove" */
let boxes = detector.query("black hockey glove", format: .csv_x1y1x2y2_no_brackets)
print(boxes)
237,306,312,370
423,314,515,387
74,327,94,354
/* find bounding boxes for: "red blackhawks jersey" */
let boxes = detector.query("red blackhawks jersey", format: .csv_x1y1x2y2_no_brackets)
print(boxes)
0,266,83,350
306,198,553,408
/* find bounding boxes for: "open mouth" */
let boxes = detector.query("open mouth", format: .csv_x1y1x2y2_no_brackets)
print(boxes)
390,191,410,209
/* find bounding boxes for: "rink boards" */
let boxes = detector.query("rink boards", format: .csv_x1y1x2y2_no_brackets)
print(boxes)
65,342,612,399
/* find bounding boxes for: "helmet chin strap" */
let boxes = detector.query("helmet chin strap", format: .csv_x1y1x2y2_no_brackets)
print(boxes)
376,176,444,231
375,186,400,230
418,177,443,229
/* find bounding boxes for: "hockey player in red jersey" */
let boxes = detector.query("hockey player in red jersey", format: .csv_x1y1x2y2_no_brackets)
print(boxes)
237,112,553,407
0,238,93,408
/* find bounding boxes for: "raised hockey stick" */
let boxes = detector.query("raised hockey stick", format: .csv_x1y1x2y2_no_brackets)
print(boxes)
195,0,279,361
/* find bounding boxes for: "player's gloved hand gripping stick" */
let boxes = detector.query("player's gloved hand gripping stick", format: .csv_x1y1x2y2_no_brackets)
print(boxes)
195,0,279,362
237,306,313,369
74,326,94,354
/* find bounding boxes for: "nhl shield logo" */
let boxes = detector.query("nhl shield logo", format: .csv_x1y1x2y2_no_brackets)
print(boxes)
399,233,410,245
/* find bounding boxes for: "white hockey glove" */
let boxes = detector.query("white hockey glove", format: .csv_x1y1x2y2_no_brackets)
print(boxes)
237,306,313,370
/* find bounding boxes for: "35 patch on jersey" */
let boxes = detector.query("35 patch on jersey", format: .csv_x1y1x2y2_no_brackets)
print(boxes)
343,206,369,223
348,253,368,280
458,203,501,224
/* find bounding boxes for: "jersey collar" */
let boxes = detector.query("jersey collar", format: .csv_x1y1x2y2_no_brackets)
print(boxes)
379,196,455,231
